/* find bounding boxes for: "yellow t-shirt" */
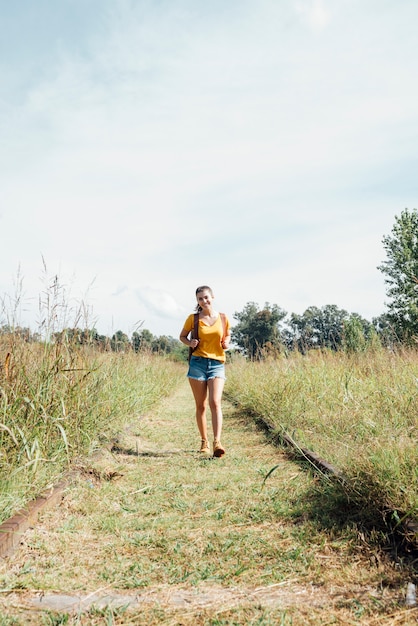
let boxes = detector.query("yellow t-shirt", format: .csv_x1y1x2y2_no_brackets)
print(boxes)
183,313,230,363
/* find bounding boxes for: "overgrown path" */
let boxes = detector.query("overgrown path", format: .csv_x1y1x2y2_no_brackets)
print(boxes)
0,380,415,625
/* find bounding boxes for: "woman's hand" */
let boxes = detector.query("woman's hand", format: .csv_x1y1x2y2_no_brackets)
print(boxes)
190,338,199,349
221,335,231,350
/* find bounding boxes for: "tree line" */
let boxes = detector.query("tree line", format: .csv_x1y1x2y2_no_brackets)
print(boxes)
231,302,380,359
0,325,188,360
2,209,417,360
232,208,418,358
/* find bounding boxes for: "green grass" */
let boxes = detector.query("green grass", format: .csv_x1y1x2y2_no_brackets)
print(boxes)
0,335,183,523
0,279,416,623
0,381,415,625
224,349,418,536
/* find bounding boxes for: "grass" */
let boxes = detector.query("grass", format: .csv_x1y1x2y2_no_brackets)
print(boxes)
0,272,417,622
0,332,183,523
224,349,418,540
0,380,415,624
0,267,184,522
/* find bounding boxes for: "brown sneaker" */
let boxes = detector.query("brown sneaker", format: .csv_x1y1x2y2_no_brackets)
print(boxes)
213,439,225,458
199,439,211,457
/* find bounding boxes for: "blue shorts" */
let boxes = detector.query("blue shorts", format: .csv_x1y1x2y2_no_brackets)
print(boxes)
187,356,226,381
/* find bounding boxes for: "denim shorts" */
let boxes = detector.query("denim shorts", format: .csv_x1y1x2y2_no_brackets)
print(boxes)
187,356,226,381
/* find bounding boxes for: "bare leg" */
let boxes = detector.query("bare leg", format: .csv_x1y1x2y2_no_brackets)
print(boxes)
188,378,208,441
207,377,225,441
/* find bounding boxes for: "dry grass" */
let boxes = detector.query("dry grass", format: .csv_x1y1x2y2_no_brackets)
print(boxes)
0,335,183,524
225,349,418,532
0,380,415,625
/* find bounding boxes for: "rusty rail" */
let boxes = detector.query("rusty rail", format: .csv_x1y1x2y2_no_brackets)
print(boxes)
256,414,418,551
0,480,67,558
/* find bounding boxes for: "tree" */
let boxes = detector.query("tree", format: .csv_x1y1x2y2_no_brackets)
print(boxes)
132,329,154,352
151,335,181,355
1,325,34,342
372,313,396,347
288,305,349,352
232,302,287,359
342,313,376,353
111,330,130,352
377,208,418,343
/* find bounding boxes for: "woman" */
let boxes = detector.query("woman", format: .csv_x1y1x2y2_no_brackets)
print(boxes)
179,286,231,458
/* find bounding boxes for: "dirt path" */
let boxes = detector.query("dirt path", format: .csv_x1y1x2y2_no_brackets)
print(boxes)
0,380,416,625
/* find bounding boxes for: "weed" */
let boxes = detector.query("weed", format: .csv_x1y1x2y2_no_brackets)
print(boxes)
0,614,22,626
0,360,415,624
41,613,69,625
225,350,418,537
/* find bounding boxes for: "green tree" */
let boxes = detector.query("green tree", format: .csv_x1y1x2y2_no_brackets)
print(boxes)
132,329,154,352
54,327,108,349
289,305,349,352
342,313,373,353
1,325,33,342
151,335,181,355
232,302,287,360
111,330,130,352
378,208,418,343
372,313,396,347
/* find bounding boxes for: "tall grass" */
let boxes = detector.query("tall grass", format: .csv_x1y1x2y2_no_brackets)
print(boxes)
225,348,418,534
0,269,184,522
0,334,183,524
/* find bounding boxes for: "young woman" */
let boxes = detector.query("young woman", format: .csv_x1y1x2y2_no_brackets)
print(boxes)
179,286,231,458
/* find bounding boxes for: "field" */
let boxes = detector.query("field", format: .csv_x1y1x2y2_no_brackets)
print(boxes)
0,334,183,524
225,349,418,541
0,339,417,624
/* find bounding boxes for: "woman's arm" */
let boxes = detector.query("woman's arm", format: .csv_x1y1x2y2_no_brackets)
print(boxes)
221,316,231,350
179,326,199,349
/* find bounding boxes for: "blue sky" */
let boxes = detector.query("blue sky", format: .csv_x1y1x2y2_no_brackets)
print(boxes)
1,0,418,338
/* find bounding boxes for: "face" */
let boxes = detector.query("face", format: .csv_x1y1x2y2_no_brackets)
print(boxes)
196,289,213,309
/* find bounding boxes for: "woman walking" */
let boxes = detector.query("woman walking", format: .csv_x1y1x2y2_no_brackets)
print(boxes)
179,286,231,458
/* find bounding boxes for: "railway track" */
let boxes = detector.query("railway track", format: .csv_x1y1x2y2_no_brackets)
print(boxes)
0,382,417,624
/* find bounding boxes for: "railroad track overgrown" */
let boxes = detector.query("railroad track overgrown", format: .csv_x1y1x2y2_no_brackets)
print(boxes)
0,380,416,624
0,331,183,526
225,349,418,555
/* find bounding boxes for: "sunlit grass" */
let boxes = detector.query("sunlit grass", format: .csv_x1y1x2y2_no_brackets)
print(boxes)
0,372,409,626
0,275,416,624
225,348,418,531
0,333,183,523
0,382,413,625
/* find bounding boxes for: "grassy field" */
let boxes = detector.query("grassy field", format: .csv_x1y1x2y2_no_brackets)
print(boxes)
225,348,418,543
0,336,417,623
0,334,183,524
0,380,416,625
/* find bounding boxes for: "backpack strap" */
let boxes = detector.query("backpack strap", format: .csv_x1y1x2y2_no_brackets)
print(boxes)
193,312,199,341
188,312,200,362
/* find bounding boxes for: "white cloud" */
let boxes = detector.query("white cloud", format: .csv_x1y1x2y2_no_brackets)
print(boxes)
135,286,187,319
1,0,418,339
295,0,331,30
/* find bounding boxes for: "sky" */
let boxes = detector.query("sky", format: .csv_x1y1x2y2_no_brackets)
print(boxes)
1,0,418,339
